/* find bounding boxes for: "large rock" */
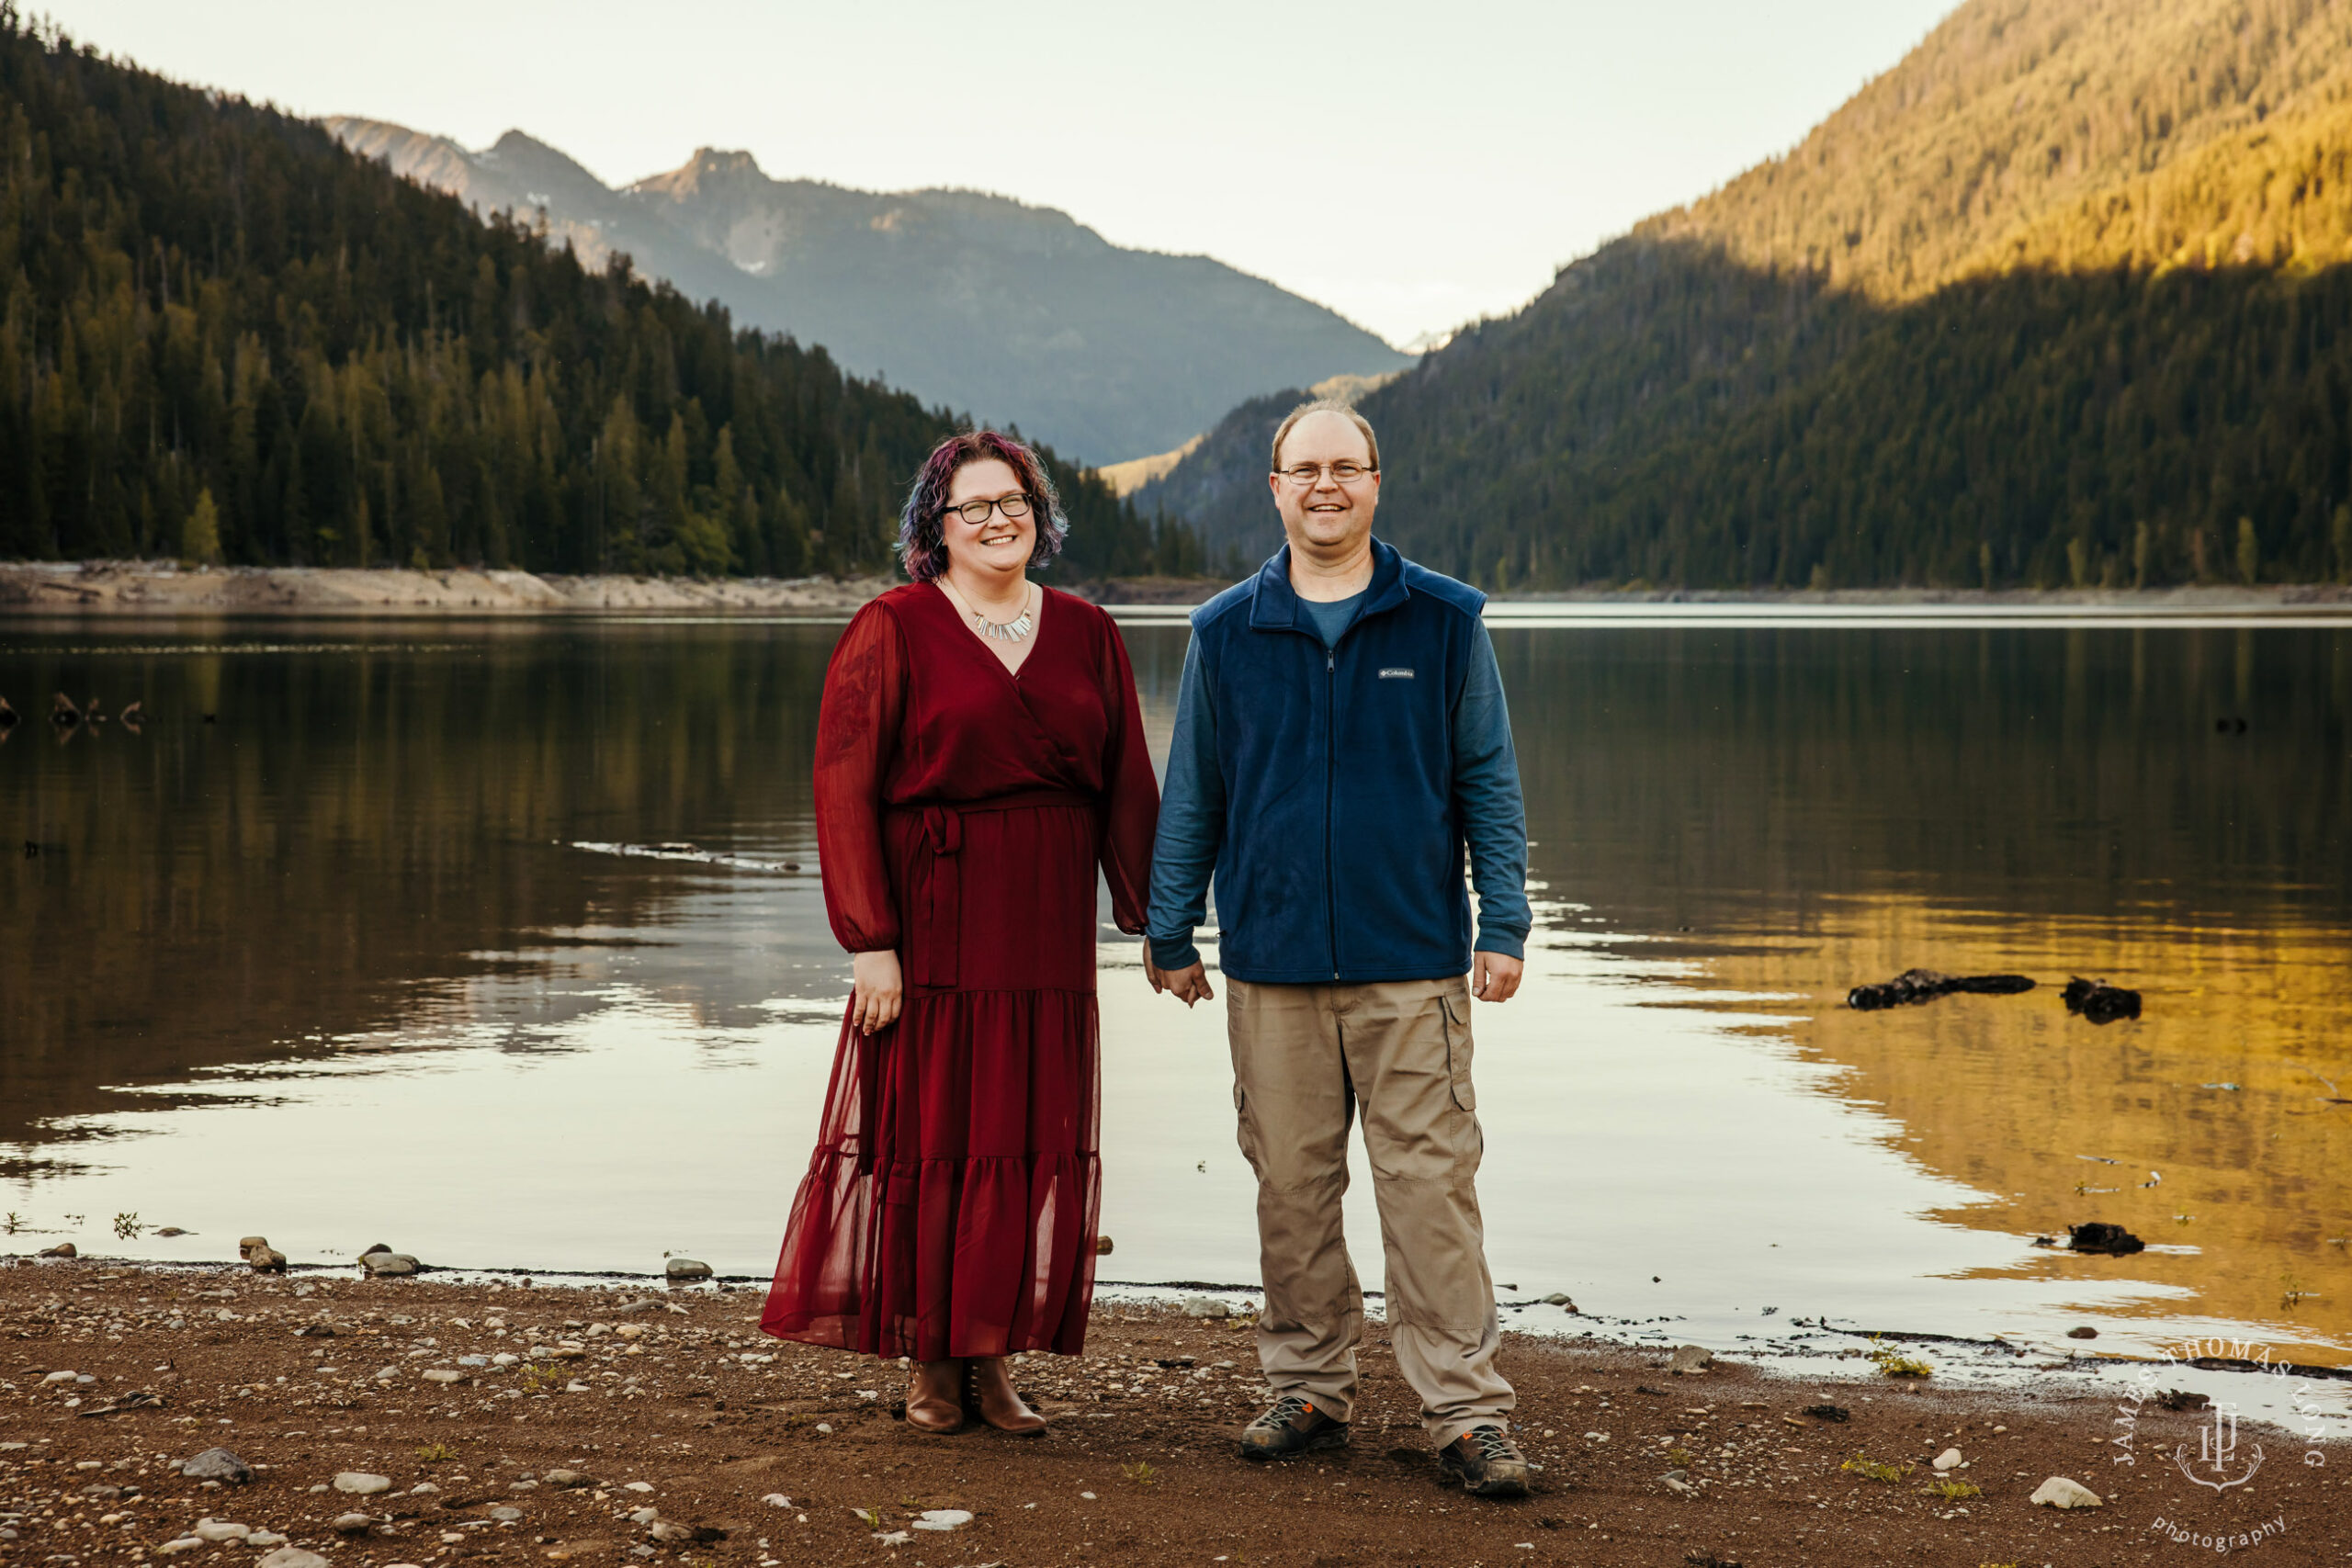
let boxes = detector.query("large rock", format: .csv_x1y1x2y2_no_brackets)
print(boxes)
257,1551,332,1568
2030,1475,2103,1509
241,1236,288,1273
2067,1223,2145,1256
37,1241,75,1258
179,1448,253,1483
1668,1345,1714,1375
359,1252,419,1277
663,1258,713,1281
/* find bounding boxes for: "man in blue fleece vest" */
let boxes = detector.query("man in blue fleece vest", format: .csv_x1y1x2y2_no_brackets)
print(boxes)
1145,400,1533,1498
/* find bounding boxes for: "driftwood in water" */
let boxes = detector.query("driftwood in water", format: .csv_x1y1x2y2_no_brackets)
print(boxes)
2063,976,2143,1024
1848,968,2037,1010
2067,1222,2146,1255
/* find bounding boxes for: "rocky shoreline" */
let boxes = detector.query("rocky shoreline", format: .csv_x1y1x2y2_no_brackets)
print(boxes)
4,1258,2342,1566
6,560,2349,618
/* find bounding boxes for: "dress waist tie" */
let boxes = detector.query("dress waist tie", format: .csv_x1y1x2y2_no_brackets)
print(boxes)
888,789,1097,988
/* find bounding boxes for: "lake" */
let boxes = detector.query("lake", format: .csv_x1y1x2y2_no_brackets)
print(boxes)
2,606,2347,1373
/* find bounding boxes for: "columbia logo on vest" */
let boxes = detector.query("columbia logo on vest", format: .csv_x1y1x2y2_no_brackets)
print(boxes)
1378,668,1415,679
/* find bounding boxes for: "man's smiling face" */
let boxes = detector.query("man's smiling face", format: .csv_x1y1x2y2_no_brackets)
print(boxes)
1270,409,1381,556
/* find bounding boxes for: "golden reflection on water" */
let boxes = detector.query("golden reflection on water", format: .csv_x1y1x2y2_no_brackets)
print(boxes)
1703,892,2352,1363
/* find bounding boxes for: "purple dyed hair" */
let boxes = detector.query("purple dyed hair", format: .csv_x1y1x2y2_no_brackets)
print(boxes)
896,430,1069,582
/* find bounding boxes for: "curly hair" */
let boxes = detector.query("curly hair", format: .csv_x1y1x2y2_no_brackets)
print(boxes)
896,430,1069,582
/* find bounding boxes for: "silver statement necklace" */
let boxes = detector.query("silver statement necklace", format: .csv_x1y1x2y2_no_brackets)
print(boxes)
965,582,1037,642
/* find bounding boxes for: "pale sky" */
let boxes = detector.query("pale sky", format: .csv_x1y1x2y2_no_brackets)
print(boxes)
46,0,1960,346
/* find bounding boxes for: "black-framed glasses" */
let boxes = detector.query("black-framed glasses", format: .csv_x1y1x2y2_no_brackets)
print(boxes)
947,494,1032,525
1276,461,1375,487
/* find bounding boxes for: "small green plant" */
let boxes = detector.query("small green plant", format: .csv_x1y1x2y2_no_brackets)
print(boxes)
519,1363,565,1393
1666,1445,1695,1469
2176,1213,2195,1224
852,1506,883,1528
1868,1337,1932,1379
415,1442,457,1462
1839,1451,1911,1483
2280,1273,2319,1312
1927,1477,1982,1500
1121,1461,1159,1486
2,1213,20,1235
113,1213,144,1240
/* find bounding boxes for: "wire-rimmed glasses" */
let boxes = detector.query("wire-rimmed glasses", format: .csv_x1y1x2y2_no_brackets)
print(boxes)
1276,461,1376,487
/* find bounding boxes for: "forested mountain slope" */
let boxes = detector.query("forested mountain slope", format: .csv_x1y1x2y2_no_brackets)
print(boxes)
0,17,1192,578
328,120,1409,466
1152,0,2352,588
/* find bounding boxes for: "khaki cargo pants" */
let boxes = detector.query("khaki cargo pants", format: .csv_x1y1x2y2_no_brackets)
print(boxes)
1227,974,1515,1446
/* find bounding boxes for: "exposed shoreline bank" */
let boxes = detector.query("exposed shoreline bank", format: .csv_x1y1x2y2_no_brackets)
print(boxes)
6,1258,2343,1566
7,559,2352,617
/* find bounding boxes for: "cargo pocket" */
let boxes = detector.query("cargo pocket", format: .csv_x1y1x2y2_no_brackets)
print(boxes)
1232,1079,1261,1172
1439,991,1476,1111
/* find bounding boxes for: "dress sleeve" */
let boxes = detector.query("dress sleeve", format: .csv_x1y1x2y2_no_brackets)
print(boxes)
1095,611,1160,935
813,602,907,953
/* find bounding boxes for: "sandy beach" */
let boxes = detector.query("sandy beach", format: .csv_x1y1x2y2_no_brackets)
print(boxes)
3,1257,2343,1566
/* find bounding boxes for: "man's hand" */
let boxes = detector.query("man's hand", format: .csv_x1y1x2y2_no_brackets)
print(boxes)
1472,952,1523,1004
851,949,903,1035
1145,953,1216,1008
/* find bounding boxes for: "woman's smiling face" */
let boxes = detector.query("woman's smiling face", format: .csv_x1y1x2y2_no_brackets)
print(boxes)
941,457,1035,581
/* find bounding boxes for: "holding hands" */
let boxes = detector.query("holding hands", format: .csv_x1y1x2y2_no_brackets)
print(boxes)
1145,952,1216,1008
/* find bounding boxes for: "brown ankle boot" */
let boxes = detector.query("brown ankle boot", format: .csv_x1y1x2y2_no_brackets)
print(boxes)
905,1358,966,1434
966,1356,1046,1435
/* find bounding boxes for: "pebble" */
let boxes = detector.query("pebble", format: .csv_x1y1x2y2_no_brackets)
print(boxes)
623,1481,655,1493
409,1481,439,1495
492,1352,520,1366
490,1506,524,1522
333,1511,374,1533
196,1518,253,1541
1543,1292,1577,1309
1182,1296,1231,1318
38,1241,75,1258
664,1258,713,1280
761,1494,793,1507
155,1538,206,1556
1933,1447,1964,1471
2030,1475,2104,1509
1668,1345,1713,1375
179,1447,254,1484
40,1370,78,1384
628,1507,660,1526
544,1469,592,1489
424,1369,465,1383
257,1551,331,1568
249,1531,288,1547
2067,1325,2099,1339
334,1472,393,1495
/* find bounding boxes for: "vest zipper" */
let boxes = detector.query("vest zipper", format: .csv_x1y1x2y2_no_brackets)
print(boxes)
1325,645,1339,979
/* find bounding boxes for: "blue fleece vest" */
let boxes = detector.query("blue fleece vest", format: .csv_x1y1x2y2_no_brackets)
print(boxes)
1191,539,1487,984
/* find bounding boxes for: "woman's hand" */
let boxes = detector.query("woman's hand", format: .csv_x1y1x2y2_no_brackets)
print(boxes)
852,950,904,1035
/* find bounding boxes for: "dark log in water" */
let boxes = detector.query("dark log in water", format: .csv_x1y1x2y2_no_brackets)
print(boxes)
1847,968,2038,1010
2063,976,2143,1023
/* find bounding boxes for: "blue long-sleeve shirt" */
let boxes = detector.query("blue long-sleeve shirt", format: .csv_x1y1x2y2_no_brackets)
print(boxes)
1146,608,1532,973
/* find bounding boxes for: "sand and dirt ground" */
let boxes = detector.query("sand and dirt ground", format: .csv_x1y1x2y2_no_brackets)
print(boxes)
4,1259,2342,1566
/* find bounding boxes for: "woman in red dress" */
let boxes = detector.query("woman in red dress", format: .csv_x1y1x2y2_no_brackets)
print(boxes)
761,430,1159,1434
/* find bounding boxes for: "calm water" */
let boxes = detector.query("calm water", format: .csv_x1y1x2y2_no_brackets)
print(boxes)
2,611,2348,1374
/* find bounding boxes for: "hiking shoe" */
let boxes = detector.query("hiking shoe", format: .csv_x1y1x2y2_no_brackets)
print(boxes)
1440,1424,1531,1497
1238,1393,1349,1461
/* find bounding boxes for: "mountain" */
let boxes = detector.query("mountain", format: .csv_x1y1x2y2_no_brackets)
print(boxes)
0,18,1194,580
1149,0,2352,589
326,120,1410,465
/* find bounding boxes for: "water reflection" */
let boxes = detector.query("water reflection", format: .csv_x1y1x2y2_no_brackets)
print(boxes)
0,616,2344,1364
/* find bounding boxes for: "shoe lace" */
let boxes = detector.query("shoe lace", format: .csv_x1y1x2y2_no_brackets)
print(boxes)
1260,1393,1317,1427
1462,1424,1519,1461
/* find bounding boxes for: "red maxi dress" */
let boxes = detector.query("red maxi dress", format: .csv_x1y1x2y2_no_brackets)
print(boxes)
761,582,1159,1360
